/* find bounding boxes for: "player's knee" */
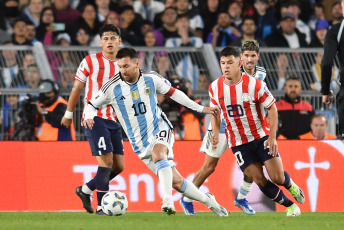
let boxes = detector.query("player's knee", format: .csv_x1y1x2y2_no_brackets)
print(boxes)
270,173,285,185
251,175,267,187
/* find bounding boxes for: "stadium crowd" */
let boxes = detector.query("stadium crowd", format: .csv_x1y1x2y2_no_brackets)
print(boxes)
0,0,341,140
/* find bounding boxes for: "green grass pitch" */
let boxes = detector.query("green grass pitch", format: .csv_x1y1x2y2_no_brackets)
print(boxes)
0,212,343,230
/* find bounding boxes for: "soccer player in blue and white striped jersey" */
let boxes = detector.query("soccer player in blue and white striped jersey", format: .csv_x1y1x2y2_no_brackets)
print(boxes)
82,47,228,216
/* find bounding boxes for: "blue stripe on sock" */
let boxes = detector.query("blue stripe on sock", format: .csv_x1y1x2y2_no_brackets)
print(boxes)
239,187,249,196
180,178,187,193
155,159,170,171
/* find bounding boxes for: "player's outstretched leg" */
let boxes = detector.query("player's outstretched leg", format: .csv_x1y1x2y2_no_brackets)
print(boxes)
234,174,255,215
180,196,196,215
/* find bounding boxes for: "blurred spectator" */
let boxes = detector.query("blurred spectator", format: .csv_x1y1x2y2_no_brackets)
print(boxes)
0,30,11,45
140,20,164,46
176,78,205,140
253,0,278,40
72,27,91,46
138,30,160,70
104,11,121,27
12,19,32,45
58,62,76,89
206,12,241,47
120,5,143,45
276,76,315,140
329,1,343,27
157,54,173,79
157,7,178,42
25,20,39,43
0,94,19,140
20,0,44,27
231,16,266,47
52,0,81,33
299,114,337,140
73,3,102,41
286,0,311,45
34,79,76,141
21,52,36,69
310,19,329,47
197,74,209,90
133,0,165,23
310,52,340,94
36,7,59,45
0,41,20,88
227,1,243,30
176,0,204,38
265,12,308,48
153,0,176,29
201,0,222,42
165,14,202,88
269,53,294,90
308,2,326,31
2,0,21,34
19,64,41,89
95,0,111,23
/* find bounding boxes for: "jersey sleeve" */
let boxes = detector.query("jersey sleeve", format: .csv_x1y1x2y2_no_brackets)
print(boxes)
258,81,275,109
208,82,219,108
75,57,90,83
154,74,173,95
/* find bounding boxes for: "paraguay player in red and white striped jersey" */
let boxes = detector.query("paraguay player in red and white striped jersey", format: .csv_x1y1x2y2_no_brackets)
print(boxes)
61,25,124,215
209,46,305,217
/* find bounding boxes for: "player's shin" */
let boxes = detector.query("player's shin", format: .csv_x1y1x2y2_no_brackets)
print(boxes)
259,180,293,207
178,178,207,203
237,177,253,200
155,159,173,198
95,166,112,209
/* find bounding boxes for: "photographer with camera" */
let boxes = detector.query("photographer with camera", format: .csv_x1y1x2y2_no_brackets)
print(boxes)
34,79,76,141
159,76,205,140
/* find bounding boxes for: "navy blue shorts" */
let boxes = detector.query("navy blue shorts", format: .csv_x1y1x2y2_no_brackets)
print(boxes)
231,136,280,171
84,116,124,156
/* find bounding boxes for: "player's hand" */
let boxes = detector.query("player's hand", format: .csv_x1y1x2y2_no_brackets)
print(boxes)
61,117,72,128
81,119,95,130
203,106,220,116
322,90,334,104
264,136,278,157
210,135,219,149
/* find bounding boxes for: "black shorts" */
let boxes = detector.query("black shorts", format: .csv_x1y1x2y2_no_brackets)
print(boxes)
84,116,124,156
231,136,280,171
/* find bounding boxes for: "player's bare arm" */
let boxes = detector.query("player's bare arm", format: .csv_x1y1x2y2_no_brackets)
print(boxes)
265,104,278,157
210,113,221,148
61,80,85,127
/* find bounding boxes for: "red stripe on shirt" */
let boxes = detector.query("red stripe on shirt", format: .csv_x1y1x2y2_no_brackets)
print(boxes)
86,55,93,103
229,80,248,144
96,53,105,118
243,76,260,140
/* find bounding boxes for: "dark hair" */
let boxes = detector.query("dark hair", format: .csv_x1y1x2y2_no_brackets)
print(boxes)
120,5,134,14
286,75,301,83
116,47,138,59
241,40,260,53
99,24,121,38
176,13,189,21
219,46,240,58
332,1,341,8
242,16,256,26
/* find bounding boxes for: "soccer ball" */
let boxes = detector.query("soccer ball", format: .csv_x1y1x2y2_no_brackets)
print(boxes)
101,191,128,216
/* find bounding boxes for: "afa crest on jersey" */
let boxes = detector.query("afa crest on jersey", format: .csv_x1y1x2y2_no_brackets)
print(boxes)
144,87,151,95
132,91,139,100
242,93,251,102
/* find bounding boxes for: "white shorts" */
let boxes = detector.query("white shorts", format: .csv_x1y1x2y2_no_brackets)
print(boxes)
141,129,176,175
199,130,228,158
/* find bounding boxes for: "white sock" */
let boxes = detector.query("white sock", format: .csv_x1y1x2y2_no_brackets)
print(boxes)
237,180,253,200
82,184,92,195
157,165,173,199
181,180,207,204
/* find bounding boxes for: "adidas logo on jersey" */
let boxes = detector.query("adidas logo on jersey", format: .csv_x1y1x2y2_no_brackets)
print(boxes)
120,96,126,100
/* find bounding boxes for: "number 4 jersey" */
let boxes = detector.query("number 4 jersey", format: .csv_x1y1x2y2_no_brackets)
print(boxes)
209,74,275,148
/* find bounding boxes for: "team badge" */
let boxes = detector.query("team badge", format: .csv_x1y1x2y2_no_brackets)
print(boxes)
242,93,251,102
263,85,271,96
132,91,139,100
144,87,151,95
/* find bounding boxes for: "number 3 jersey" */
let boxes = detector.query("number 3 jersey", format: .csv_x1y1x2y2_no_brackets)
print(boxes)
209,74,275,148
85,70,175,156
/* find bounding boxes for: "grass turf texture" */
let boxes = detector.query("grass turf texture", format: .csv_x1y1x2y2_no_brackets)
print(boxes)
0,212,343,230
